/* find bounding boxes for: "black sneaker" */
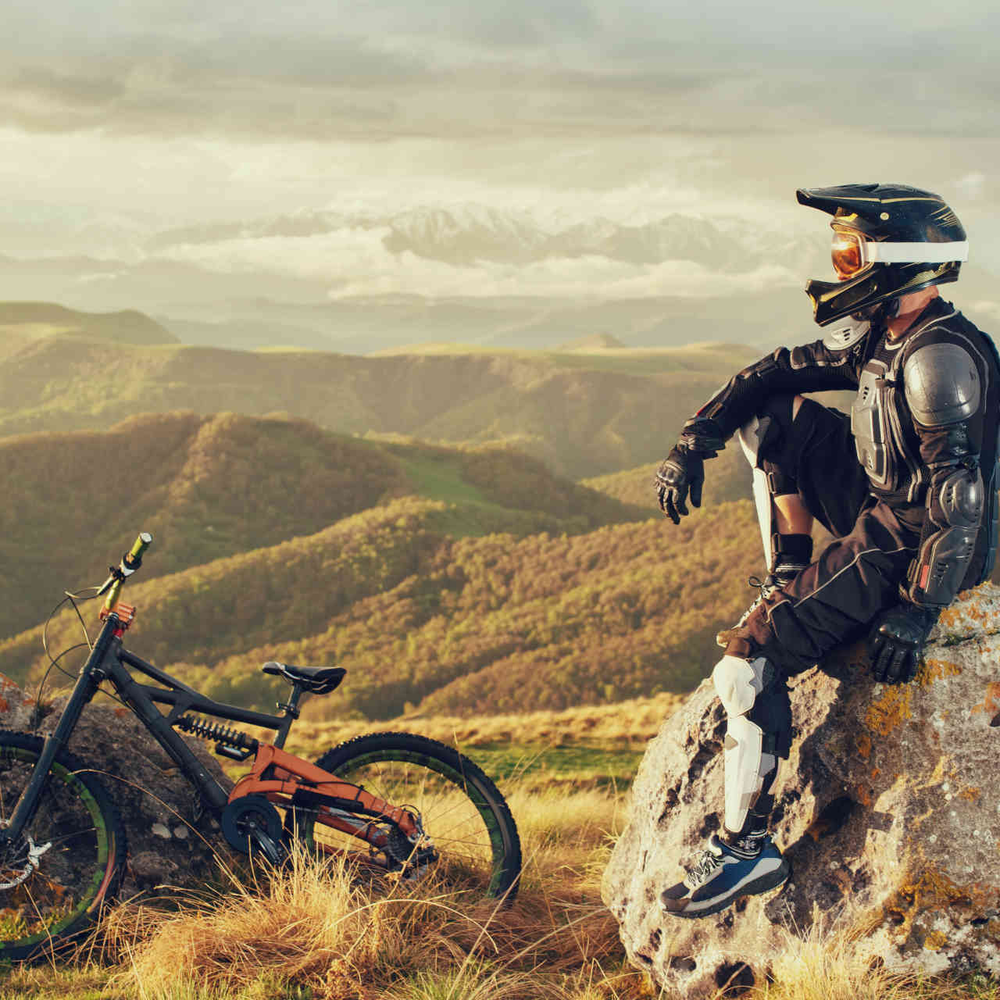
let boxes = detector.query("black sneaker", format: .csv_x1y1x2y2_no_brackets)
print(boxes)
660,833,790,919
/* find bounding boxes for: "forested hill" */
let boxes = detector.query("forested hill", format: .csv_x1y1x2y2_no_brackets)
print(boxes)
0,302,177,345
0,411,647,641
0,333,758,479
0,497,760,718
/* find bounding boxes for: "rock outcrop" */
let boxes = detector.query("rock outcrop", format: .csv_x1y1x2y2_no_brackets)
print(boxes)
0,678,234,893
603,583,1000,997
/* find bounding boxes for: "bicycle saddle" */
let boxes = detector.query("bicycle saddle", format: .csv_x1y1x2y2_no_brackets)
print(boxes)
261,661,346,694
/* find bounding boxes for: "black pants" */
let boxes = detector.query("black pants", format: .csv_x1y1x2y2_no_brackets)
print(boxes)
730,395,922,677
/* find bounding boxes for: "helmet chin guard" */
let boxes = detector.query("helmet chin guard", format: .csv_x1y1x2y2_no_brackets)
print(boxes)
797,183,968,326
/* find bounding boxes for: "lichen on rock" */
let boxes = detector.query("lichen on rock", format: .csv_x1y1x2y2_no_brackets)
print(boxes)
602,582,1000,998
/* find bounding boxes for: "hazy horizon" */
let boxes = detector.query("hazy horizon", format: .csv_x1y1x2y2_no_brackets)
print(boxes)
2,0,998,327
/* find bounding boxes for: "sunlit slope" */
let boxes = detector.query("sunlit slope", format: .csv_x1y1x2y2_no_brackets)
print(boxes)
0,335,758,478
0,412,641,640
0,302,177,346
0,499,759,718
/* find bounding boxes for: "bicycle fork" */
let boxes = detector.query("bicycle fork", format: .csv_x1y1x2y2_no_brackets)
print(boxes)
0,615,117,847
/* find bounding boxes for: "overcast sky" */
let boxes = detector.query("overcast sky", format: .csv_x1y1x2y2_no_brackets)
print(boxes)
2,0,998,278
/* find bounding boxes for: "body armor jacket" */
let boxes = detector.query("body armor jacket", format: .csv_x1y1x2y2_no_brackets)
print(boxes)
689,298,1000,608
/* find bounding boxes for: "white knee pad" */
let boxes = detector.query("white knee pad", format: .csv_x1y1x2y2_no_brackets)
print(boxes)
712,654,764,714
712,654,776,834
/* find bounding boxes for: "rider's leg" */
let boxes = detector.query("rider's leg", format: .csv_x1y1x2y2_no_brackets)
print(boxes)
775,492,812,535
660,651,792,917
716,395,815,647
739,393,814,579
712,653,792,849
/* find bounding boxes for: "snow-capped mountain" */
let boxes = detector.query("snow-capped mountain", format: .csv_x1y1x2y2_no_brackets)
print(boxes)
383,205,545,265
143,203,829,273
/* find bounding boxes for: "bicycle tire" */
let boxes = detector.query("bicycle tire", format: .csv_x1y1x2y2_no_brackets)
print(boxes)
0,730,127,961
287,731,521,905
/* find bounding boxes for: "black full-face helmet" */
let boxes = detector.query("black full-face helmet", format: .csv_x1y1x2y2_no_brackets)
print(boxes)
796,183,968,326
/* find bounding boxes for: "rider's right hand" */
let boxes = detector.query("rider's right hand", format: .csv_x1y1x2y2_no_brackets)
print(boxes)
655,446,705,525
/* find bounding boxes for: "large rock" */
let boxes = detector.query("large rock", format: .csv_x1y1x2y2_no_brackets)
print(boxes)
603,582,1000,997
0,677,234,893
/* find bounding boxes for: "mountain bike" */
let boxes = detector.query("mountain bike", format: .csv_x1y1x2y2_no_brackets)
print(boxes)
0,533,521,960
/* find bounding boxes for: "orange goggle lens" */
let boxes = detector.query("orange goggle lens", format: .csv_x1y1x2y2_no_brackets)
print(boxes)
831,230,865,280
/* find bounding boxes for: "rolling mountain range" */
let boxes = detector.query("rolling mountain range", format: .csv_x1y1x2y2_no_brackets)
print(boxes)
145,204,828,271
0,436,756,718
0,410,646,642
0,329,759,479
3,303,996,720
0,323,766,717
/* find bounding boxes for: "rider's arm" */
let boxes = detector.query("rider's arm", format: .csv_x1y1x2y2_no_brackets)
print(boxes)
900,335,985,607
691,336,862,443
656,332,863,522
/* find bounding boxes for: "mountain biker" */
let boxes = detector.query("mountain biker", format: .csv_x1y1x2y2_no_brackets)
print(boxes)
653,183,1000,919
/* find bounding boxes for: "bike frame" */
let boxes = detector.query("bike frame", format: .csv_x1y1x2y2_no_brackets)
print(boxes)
3,609,417,849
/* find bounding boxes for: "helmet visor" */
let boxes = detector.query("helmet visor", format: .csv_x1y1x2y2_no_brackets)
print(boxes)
831,229,865,280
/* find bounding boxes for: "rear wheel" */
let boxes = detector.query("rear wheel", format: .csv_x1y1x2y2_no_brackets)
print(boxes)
287,732,521,905
0,731,126,961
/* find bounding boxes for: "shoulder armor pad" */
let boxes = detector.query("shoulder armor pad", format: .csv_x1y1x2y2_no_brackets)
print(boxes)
822,318,870,351
904,342,980,425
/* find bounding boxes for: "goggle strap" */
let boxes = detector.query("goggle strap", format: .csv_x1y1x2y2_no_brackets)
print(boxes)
865,240,969,264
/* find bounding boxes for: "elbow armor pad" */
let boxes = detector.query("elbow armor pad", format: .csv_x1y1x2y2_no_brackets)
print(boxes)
908,466,985,606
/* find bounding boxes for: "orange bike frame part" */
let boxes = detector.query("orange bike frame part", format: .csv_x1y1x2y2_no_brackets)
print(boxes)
229,743,420,839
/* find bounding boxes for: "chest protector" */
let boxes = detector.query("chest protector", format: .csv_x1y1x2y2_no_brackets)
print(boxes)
850,349,920,498
851,362,894,490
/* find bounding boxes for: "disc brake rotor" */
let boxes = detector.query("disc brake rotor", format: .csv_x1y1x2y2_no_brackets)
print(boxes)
0,835,52,890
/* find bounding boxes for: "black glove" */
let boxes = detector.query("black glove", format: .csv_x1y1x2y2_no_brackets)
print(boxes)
867,603,940,684
655,446,705,524
655,418,724,525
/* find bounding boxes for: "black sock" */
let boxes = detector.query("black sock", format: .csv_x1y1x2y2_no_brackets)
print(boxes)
721,808,770,856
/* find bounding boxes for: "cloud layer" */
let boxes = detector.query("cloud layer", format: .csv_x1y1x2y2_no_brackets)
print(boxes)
2,0,999,289
2,0,999,140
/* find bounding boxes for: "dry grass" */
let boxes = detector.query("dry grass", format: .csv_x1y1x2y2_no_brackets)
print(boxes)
751,913,1000,1000
293,692,687,755
2,699,998,999
89,779,648,1000
72,773,999,1000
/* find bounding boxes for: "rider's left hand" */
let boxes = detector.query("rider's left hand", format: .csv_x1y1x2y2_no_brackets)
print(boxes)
867,602,939,684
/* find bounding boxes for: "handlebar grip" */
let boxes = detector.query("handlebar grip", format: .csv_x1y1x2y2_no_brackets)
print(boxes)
125,531,153,570
101,532,153,612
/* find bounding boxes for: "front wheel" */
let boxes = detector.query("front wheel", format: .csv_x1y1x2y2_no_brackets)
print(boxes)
0,730,126,961
287,732,521,905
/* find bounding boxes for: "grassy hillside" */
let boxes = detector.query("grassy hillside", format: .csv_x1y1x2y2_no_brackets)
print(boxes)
0,301,177,345
1,498,759,718
0,413,642,640
0,334,759,479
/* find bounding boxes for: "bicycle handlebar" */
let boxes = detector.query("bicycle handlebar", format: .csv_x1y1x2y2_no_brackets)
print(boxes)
99,531,153,612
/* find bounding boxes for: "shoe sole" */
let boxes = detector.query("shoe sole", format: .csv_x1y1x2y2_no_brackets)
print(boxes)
663,859,791,919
